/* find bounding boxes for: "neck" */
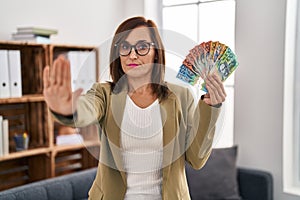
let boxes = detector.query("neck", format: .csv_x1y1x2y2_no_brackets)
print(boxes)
127,77,153,95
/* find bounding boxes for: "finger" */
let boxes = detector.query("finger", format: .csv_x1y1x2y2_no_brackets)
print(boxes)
50,58,60,85
43,66,50,88
209,81,223,103
206,84,218,104
202,93,212,105
203,98,211,105
56,57,63,85
207,75,226,102
53,55,66,83
72,88,83,112
208,83,225,105
73,88,83,100
206,76,225,105
212,74,226,95
62,58,71,88
213,74,227,101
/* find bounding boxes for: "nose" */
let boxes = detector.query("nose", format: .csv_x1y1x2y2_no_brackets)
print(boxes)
129,47,138,59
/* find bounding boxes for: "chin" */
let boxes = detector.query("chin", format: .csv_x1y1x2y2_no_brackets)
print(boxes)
126,66,152,79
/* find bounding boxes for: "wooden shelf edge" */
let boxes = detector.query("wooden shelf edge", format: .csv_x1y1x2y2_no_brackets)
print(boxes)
53,141,100,153
0,94,45,104
0,40,48,47
50,43,97,50
0,147,51,162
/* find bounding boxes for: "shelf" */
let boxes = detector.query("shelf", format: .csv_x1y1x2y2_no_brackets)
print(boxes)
50,43,96,50
0,94,44,104
0,41,100,191
53,141,100,153
0,147,50,162
0,140,100,162
0,40,48,48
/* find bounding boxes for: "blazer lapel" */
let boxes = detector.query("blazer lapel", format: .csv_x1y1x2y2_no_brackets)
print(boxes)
108,89,127,184
160,93,178,183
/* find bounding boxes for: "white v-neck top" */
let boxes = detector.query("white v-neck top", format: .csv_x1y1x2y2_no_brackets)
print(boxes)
121,95,163,200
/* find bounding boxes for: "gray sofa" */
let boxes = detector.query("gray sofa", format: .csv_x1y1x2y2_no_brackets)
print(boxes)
0,147,273,200
0,167,273,200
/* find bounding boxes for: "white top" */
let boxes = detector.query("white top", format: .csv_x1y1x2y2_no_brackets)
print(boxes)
121,95,163,200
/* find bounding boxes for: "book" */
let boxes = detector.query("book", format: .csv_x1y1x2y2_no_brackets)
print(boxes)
12,35,51,44
12,32,50,39
0,116,3,157
2,119,9,155
56,133,84,145
8,50,22,97
16,26,58,36
0,50,11,98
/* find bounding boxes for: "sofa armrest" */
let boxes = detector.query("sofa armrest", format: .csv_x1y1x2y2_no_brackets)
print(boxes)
238,167,273,200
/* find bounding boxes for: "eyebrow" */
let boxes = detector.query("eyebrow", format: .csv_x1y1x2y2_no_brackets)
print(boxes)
123,40,148,45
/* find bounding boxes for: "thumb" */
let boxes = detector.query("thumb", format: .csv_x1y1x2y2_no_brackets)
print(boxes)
72,88,83,101
202,93,212,106
71,88,83,113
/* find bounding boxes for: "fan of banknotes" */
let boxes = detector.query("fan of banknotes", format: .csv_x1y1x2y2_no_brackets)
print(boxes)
176,41,239,92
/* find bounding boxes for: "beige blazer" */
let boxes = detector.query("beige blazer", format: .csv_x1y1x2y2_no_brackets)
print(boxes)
52,82,220,200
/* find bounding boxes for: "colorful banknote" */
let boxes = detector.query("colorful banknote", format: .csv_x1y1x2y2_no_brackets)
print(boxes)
176,41,239,92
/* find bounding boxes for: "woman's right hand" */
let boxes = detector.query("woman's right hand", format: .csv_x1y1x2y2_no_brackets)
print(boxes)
43,55,83,116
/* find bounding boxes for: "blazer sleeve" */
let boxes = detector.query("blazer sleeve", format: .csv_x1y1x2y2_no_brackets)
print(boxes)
50,83,107,128
185,92,221,170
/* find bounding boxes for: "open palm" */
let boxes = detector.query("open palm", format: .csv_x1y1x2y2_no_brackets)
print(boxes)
43,55,82,116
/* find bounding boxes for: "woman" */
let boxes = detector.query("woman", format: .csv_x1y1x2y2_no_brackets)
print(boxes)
43,16,226,200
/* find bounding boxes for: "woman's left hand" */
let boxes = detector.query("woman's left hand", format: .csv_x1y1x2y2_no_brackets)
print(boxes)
202,73,226,106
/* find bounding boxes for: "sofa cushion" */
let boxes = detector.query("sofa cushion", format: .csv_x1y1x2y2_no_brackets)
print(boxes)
69,168,97,199
185,146,241,200
0,186,48,200
45,180,73,200
0,168,97,200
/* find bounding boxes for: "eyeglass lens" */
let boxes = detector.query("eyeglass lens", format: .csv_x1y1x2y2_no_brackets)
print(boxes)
119,41,151,56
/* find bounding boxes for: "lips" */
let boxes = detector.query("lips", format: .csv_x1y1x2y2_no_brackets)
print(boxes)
127,63,139,68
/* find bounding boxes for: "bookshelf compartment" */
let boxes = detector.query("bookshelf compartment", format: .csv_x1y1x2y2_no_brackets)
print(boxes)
54,123,100,145
0,102,49,153
50,45,96,61
0,42,48,96
25,101,49,148
55,149,84,177
82,145,100,168
0,155,50,191
0,158,29,191
54,146,99,177
20,47,47,95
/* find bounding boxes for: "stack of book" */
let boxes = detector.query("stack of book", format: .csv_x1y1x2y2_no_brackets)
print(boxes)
11,26,58,43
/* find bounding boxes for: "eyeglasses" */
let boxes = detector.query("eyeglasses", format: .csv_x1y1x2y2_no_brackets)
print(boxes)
115,41,155,56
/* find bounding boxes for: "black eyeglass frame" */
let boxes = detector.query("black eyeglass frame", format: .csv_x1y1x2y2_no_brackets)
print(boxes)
114,41,155,56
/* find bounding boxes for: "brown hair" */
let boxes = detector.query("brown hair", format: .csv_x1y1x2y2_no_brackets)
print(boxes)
109,16,169,101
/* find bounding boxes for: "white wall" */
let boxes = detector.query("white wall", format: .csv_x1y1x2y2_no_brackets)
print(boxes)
0,0,124,45
0,0,144,45
235,0,299,199
0,0,145,82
